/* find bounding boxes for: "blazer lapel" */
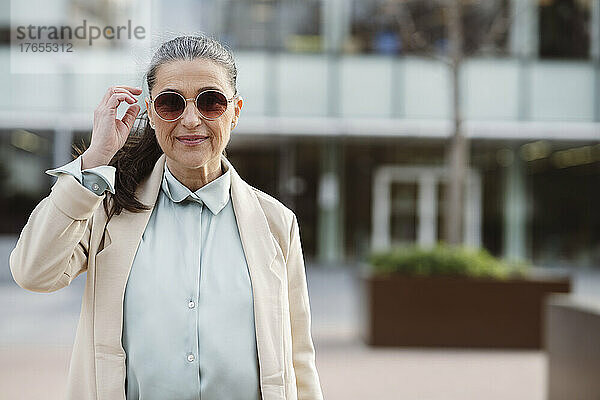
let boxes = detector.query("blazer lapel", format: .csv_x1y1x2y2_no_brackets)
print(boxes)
93,153,165,400
94,153,285,400
228,156,285,396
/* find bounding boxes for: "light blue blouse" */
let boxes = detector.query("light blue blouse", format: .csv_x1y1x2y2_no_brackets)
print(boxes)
45,155,116,196
46,155,261,400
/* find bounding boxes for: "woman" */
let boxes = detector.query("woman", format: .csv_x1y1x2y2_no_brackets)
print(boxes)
9,35,323,400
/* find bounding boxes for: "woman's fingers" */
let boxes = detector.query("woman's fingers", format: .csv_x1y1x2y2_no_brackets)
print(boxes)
100,85,142,107
106,92,138,110
112,87,142,99
90,85,142,157
120,104,141,132
115,85,142,95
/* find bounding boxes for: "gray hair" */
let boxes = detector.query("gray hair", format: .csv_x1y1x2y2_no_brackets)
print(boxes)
146,34,238,96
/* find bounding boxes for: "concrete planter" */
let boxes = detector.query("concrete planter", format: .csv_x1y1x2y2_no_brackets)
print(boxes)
361,269,571,348
546,294,600,400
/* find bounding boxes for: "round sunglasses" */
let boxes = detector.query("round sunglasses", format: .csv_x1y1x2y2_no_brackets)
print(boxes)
150,89,237,122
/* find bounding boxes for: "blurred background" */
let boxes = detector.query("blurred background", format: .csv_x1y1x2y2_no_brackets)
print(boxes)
1,0,600,399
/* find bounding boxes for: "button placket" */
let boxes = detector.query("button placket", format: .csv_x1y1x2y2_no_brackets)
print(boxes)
188,203,202,367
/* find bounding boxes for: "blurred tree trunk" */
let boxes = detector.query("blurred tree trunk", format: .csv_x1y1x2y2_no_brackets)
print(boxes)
444,0,470,246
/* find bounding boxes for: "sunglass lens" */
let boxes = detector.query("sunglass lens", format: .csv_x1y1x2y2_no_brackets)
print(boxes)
154,93,185,120
197,91,228,119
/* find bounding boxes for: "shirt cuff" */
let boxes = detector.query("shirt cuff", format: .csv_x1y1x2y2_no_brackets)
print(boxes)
45,155,116,196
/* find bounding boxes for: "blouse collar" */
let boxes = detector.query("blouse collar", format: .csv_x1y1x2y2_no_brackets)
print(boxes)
161,156,231,215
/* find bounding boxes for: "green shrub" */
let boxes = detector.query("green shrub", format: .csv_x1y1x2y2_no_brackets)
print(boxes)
367,243,530,280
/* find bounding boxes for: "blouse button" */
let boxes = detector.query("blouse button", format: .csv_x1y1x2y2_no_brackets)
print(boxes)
187,354,195,362
188,300,196,309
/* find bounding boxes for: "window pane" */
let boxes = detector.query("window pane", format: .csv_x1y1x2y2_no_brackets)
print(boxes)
390,182,418,245
0,129,53,234
348,0,509,56
218,0,323,52
539,0,591,59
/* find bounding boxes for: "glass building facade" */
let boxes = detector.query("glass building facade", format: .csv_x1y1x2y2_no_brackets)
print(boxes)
1,0,600,269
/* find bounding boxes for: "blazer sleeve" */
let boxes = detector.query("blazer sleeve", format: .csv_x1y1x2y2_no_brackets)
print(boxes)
9,172,106,293
286,213,324,400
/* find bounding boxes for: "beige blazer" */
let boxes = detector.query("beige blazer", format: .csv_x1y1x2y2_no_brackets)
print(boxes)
9,153,323,400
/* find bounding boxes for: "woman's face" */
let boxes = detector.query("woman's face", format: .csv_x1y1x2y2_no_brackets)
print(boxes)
146,59,242,173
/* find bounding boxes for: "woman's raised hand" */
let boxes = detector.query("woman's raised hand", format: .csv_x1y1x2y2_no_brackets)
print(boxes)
83,85,142,168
